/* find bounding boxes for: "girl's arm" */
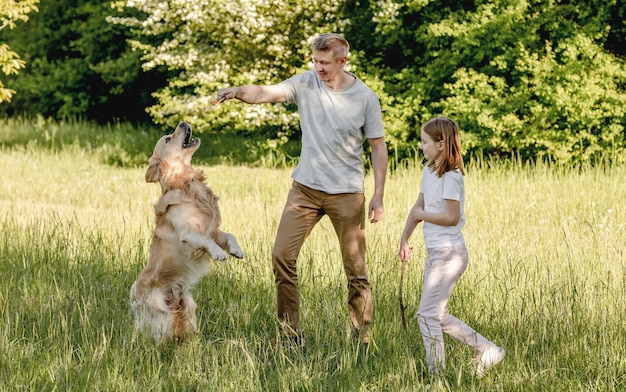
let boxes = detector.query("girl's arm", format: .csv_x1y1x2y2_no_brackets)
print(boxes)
398,193,424,262
414,198,460,226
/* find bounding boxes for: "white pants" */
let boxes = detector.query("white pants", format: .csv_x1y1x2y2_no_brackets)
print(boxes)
417,244,492,374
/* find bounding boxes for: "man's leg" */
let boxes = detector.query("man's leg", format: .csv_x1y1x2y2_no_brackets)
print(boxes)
272,182,323,338
326,192,372,343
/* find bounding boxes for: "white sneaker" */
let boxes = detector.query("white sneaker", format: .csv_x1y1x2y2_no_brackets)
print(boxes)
474,345,505,378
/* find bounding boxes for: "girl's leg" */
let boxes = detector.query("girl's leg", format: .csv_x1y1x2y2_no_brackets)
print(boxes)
440,245,493,354
417,247,460,374
417,245,477,374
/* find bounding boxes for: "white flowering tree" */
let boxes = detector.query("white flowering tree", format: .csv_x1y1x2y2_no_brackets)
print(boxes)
111,0,346,136
0,0,39,102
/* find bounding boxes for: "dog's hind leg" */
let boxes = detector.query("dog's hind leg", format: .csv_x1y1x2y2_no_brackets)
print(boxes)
134,287,175,343
173,293,197,341
217,231,244,259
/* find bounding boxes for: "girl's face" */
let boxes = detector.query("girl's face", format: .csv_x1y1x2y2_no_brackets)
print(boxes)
420,131,443,161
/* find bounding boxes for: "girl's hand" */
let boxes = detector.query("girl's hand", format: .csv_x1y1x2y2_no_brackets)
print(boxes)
398,241,413,262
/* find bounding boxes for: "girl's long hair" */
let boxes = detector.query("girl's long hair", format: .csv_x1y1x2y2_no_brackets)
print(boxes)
422,116,465,177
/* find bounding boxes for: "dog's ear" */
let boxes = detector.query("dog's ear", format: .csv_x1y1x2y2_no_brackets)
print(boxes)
145,157,161,182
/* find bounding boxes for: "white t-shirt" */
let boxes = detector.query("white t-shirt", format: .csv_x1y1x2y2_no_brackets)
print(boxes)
420,167,466,248
279,70,384,194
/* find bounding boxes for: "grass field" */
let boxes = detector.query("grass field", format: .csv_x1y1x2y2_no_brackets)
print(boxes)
1,119,625,391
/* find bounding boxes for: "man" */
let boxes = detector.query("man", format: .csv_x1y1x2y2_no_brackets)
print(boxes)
214,33,387,346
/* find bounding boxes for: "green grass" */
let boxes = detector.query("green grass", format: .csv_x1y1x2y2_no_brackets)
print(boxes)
1,119,625,391
0,116,301,168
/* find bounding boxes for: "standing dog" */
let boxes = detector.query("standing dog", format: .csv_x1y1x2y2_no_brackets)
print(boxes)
130,122,244,343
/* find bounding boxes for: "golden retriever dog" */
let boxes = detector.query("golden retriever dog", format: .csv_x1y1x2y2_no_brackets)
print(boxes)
130,121,244,343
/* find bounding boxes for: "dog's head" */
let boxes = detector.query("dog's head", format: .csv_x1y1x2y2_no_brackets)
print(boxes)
145,122,201,184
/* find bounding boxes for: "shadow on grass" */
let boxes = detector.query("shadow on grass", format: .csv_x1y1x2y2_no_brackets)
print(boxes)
0,117,301,168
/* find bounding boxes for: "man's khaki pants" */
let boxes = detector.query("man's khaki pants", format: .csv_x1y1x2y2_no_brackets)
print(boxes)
272,181,372,342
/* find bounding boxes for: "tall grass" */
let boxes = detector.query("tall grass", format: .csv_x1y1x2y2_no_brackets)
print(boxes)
0,119,625,391
0,116,301,168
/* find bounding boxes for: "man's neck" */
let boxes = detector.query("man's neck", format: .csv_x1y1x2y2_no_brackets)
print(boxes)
325,71,355,90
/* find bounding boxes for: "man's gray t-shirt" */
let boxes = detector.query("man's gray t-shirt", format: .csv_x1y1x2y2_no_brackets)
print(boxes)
279,70,384,194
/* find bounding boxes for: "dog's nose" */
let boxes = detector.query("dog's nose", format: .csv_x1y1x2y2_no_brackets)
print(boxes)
179,122,190,130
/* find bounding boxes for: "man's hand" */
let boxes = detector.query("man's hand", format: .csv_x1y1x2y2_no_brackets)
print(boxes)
211,87,238,104
368,195,384,223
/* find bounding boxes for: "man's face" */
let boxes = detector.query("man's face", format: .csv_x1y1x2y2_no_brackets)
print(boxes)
313,50,345,83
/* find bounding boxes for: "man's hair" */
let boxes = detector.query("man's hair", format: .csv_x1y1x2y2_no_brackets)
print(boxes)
422,116,465,177
312,33,350,60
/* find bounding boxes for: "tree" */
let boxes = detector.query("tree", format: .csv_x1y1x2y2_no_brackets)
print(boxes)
429,1,626,163
0,0,169,123
110,0,348,136
345,0,626,164
3,0,625,164
0,0,39,102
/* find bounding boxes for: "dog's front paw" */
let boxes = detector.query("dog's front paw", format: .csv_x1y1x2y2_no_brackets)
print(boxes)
230,247,245,259
209,247,228,261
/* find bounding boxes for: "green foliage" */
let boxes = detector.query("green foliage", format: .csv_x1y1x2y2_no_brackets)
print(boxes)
0,0,39,102
3,0,626,164
0,0,38,29
443,34,626,163
111,0,346,136
0,0,167,123
346,0,626,164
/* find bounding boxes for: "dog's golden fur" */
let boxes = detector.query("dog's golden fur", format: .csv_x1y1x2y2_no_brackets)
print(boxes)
130,122,243,343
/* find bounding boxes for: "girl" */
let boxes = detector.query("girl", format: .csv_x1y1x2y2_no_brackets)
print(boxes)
398,116,505,377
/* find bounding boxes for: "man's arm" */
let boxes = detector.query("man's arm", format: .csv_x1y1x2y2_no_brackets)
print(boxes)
367,136,387,223
215,84,287,104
